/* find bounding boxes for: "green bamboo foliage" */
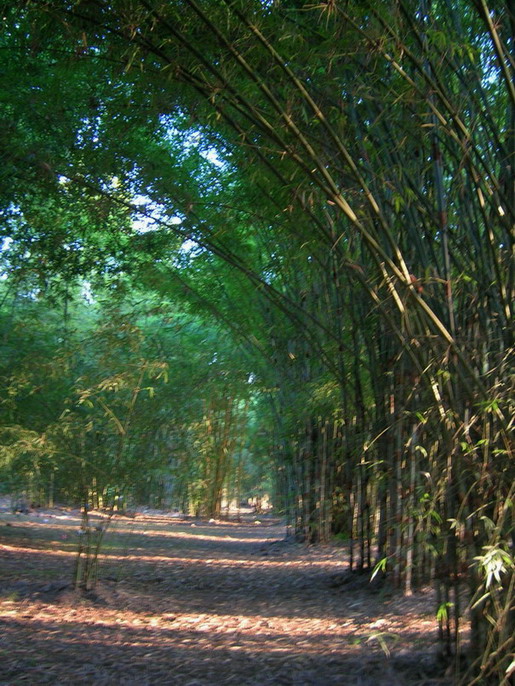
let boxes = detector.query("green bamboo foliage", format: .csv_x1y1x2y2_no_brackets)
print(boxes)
5,0,514,681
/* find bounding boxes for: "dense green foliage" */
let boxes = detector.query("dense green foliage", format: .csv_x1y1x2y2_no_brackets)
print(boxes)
0,286,260,513
1,1,513,682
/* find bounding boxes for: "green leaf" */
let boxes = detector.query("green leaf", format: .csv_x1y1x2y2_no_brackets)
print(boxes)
371,557,387,581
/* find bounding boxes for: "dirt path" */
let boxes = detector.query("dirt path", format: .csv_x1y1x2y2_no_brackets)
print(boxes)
0,511,451,685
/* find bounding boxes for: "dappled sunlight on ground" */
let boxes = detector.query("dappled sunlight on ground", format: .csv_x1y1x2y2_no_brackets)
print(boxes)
138,529,277,544
0,606,435,645
0,508,454,685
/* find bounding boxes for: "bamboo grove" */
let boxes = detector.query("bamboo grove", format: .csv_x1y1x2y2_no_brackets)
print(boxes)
0,1,513,682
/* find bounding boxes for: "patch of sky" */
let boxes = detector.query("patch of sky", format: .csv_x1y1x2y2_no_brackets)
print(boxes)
179,238,201,254
81,280,94,304
128,141,227,238
76,116,101,147
477,39,500,85
159,115,229,171
0,236,14,280
130,194,182,234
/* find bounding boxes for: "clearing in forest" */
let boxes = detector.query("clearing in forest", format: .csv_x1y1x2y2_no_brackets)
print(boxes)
0,508,452,685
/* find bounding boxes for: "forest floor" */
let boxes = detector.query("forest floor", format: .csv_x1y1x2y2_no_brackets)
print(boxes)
0,504,455,685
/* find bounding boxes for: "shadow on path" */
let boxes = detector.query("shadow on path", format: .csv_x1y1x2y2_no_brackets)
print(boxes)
0,514,451,685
